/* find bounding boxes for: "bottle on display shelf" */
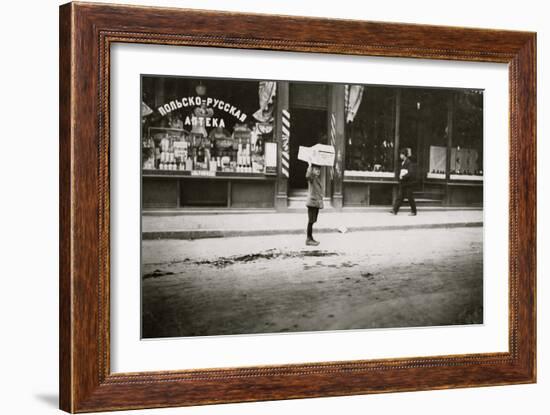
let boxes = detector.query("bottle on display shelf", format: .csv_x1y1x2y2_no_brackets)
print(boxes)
205,149,211,171
154,148,160,168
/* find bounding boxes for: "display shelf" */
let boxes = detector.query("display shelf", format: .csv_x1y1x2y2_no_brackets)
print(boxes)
426,172,446,180
142,170,274,180
344,170,395,178
449,174,484,181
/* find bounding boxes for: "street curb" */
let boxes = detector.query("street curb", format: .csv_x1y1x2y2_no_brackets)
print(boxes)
142,207,482,216
142,221,483,240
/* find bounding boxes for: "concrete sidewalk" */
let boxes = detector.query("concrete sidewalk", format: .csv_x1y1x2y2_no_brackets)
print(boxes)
142,209,483,240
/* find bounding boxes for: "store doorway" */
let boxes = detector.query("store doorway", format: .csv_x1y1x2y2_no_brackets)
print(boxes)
289,107,327,189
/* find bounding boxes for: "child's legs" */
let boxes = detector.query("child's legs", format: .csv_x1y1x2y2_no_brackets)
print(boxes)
307,207,319,239
307,222,313,239
308,207,319,224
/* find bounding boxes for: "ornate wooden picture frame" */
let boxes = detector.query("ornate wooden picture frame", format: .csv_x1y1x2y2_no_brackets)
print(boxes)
59,2,536,412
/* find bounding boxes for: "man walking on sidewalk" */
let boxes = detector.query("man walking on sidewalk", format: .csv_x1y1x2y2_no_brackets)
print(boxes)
306,161,324,246
391,149,418,216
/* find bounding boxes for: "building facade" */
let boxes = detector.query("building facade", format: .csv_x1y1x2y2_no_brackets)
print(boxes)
142,76,483,211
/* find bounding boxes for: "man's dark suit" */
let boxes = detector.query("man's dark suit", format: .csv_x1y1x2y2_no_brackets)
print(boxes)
393,157,417,214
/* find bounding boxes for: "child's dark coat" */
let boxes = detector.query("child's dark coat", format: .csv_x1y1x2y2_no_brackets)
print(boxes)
305,166,324,209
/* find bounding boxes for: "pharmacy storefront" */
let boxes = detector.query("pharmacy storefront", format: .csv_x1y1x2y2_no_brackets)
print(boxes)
141,76,483,211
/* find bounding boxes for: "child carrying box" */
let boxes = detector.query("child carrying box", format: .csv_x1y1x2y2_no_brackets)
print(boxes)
305,160,324,246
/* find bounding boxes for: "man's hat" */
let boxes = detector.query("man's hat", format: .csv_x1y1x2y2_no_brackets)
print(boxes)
400,147,412,157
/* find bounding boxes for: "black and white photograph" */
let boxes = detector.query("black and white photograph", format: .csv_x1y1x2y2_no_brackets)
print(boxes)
140,75,484,339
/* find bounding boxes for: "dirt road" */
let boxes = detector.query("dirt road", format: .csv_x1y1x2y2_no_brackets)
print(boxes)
142,227,483,338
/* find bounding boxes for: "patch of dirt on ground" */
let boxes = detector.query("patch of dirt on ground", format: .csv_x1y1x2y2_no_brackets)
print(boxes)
143,269,175,279
194,249,339,268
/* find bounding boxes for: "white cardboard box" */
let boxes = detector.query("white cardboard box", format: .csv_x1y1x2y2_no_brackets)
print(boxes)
298,144,335,167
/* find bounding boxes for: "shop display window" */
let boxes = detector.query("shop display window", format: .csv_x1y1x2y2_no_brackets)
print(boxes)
343,86,484,183
421,90,483,181
141,78,274,175
142,125,271,174
397,89,449,180
450,90,483,181
344,87,396,178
